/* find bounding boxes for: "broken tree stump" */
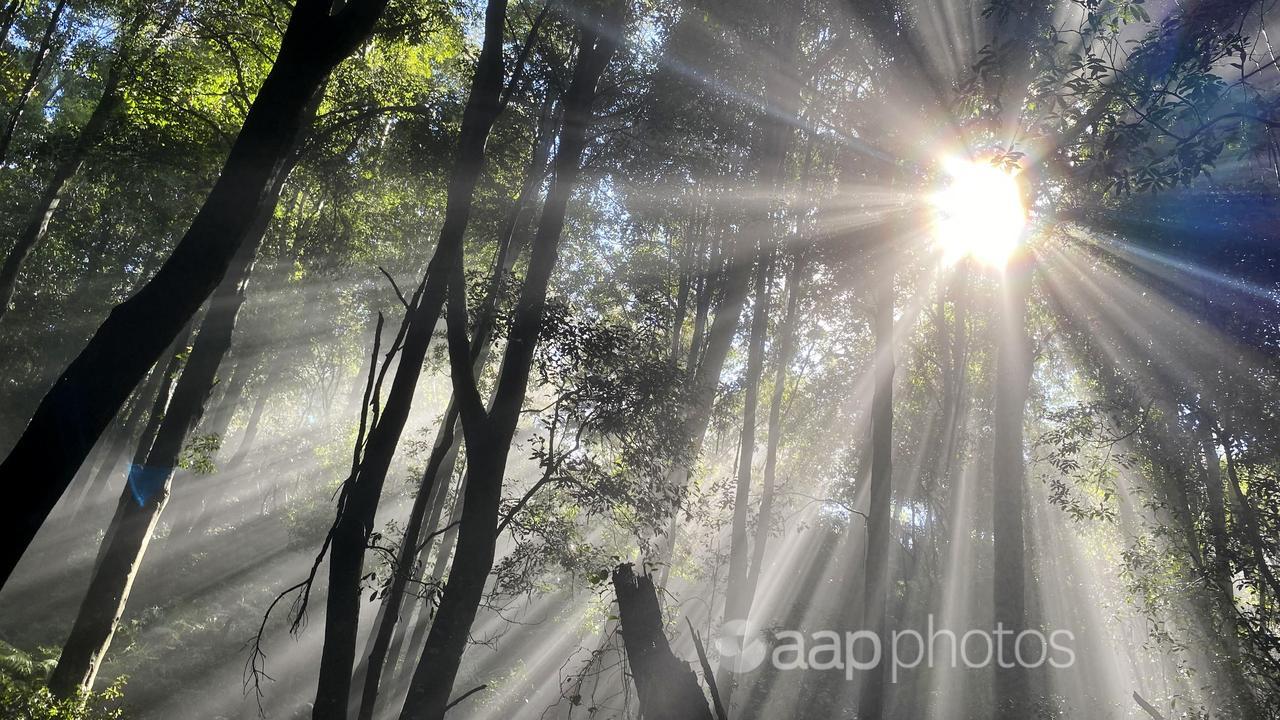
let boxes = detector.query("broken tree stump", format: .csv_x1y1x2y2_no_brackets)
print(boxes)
612,563,716,720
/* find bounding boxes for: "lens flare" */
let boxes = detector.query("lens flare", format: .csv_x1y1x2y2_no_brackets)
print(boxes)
931,158,1027,267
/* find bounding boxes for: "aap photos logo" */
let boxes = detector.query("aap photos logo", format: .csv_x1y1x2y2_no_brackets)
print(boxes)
716,619,768,672
712,616,1076,682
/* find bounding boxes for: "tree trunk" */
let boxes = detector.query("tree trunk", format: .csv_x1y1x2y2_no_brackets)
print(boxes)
375,469,450,693
938,270,969,552
353,96,553,720
46,178,276,698
204,355,254,446
226,361,280,470
1199,419,1234,611
133,325,196,457
612,564,715,720
857,256,894,720
353,440,454,720
717,252,771,694
73,373,153,516
308,0,511,716
992,265,1032,719
388,467,467,701
684,260,710,373
397,15,620,718
745,255,802,600
0,0,389,590
0,0,67,165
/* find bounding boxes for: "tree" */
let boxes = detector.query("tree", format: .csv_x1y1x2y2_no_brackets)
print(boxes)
0,2,180,322
0,0,391,589
307,0,522,715
398,7,623,715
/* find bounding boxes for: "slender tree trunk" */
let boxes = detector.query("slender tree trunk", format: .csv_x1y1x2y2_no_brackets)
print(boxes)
397,16,620,718
0,0,67,165
71,373,148,516
670,200,704,363
0,0,389,590
353,98,553,720
309,1,512,715
939,270,969,550
717,252,771,696
992,264,1032,719
857,256,895,720
46,170,282,697
227,362,280,469
135,326,197,455
388,468,467,700
354,444,451,719
0,86,114,318
1198,420,1234,609
746,255,802,599
684,260,710,373
204,355,254,445
376,464,450,690
1205,422,1265,715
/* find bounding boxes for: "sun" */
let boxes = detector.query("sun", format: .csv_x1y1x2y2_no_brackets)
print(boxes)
931,157,1027,267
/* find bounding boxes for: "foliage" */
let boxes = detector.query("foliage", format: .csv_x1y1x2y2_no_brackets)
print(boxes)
0,642,126,719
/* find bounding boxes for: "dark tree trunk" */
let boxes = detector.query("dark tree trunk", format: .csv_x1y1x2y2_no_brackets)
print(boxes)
353,440,454,720
0,0,389,590
310,0,512,715
1221,426,1280,601
612,564,715,720
72,325,192,520
992,266,1032,719
353,97,553,720
46,179,277,697
204,355,255,446
397,14,620,718
115,319,201,508
684,258,710,373
388,469,467,701
1195,418,1258,708
377,463,451,691
717,253,771,695
0,0,67,165
857,257,894,720
670,198,707,363
746,255,802,599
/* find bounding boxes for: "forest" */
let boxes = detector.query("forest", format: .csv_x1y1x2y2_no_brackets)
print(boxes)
1,0,1279,717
